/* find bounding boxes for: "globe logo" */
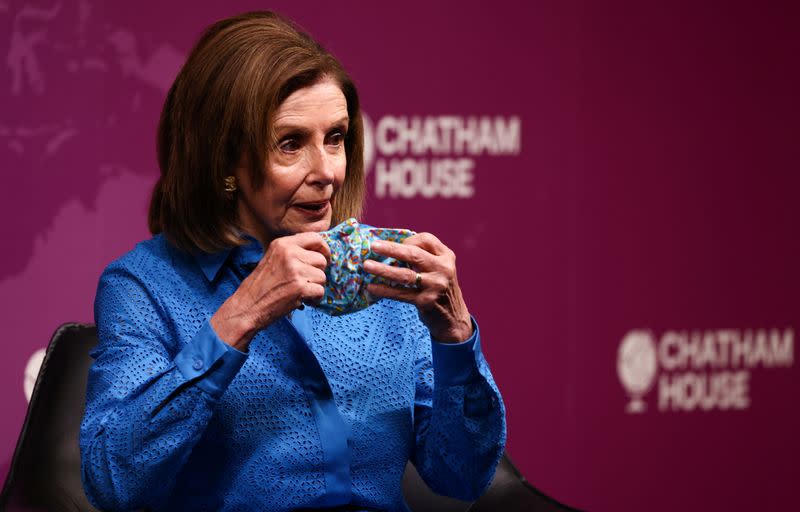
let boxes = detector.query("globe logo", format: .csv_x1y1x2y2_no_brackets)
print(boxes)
617,330,658,413
361,112,375,175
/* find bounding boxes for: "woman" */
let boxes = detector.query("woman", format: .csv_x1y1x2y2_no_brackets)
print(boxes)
80,11,505,512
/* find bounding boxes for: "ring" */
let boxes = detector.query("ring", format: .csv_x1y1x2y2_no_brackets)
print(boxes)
414,272,422,289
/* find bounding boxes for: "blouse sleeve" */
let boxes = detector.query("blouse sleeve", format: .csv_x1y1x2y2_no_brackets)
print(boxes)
410,313,507,501
79,265,247,511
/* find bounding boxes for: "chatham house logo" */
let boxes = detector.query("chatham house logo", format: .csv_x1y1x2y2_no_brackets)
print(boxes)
617,327,794,414
361,112,521,199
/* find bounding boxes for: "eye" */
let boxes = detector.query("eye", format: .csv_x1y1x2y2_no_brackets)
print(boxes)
326,129,347,147
278,137,301,153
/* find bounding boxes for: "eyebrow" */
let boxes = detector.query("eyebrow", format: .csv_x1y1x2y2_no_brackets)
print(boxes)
273,116,350,133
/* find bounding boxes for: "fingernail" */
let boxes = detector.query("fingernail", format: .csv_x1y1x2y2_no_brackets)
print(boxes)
371,241,384,250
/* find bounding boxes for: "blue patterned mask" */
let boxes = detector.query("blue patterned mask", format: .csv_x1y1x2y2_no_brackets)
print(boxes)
317,218,415,315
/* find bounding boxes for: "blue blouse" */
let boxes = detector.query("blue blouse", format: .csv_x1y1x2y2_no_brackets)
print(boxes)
80,234,506,511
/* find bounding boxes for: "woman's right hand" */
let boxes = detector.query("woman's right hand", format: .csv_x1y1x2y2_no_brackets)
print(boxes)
210,232,330,351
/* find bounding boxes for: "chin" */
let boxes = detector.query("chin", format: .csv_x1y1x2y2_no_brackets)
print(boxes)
307,218,333,232
282,202,335,235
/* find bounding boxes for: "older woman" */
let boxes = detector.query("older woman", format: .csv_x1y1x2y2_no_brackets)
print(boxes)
80,11,505,512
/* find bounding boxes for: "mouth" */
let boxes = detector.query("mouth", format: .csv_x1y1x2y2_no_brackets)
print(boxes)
292,200,331,218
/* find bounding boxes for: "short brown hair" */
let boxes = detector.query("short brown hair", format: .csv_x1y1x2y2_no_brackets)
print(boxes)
149,11,365,253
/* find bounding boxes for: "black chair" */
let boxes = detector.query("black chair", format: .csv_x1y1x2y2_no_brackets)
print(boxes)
1,323,579,512
1,324,102,512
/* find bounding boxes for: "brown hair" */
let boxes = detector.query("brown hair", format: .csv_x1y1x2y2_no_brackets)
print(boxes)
149,11,364,253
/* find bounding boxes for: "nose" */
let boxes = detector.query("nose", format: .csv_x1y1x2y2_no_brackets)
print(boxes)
306,143,336,187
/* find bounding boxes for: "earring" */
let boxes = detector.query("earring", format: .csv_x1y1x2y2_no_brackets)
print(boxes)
224,176,237,193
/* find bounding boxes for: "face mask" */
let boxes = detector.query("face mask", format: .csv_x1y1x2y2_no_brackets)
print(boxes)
318,218,415,316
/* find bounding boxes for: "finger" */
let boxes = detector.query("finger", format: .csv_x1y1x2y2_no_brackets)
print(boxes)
403,232,448,256
370,240,436,270
366,283,420,304
294,264,326,286
290,232,332,263
302,266,327,286
297,248,329,271
363,259,419,286
403,233,456,277
302,282,325,304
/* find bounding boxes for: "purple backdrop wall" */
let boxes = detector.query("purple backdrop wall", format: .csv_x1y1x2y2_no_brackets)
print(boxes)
1,1,798,510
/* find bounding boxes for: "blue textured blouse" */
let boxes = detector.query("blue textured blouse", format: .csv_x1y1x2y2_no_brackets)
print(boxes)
80,234,506,511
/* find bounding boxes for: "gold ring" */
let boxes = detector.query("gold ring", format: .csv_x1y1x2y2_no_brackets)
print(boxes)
414,272,422,288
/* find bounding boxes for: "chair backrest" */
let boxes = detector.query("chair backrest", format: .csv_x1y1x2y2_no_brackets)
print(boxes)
0,323,101,512
0,323,579,512
467,455,580,511
402,449,580,512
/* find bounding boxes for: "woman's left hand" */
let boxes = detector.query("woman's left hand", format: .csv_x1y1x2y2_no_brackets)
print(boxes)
364,233,473,343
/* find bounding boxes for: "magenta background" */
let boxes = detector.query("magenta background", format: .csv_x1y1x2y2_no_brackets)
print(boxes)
2,1,799,510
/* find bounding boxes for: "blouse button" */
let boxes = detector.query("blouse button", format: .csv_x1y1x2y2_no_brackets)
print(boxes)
192,358,204,371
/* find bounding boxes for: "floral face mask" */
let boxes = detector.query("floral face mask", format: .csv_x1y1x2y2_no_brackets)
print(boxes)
317,218,415,315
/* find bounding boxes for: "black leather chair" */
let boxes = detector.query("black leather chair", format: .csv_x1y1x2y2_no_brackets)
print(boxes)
1,323,579,512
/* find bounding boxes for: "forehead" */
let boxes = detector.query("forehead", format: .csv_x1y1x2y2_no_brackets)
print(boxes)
273,79,348,126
